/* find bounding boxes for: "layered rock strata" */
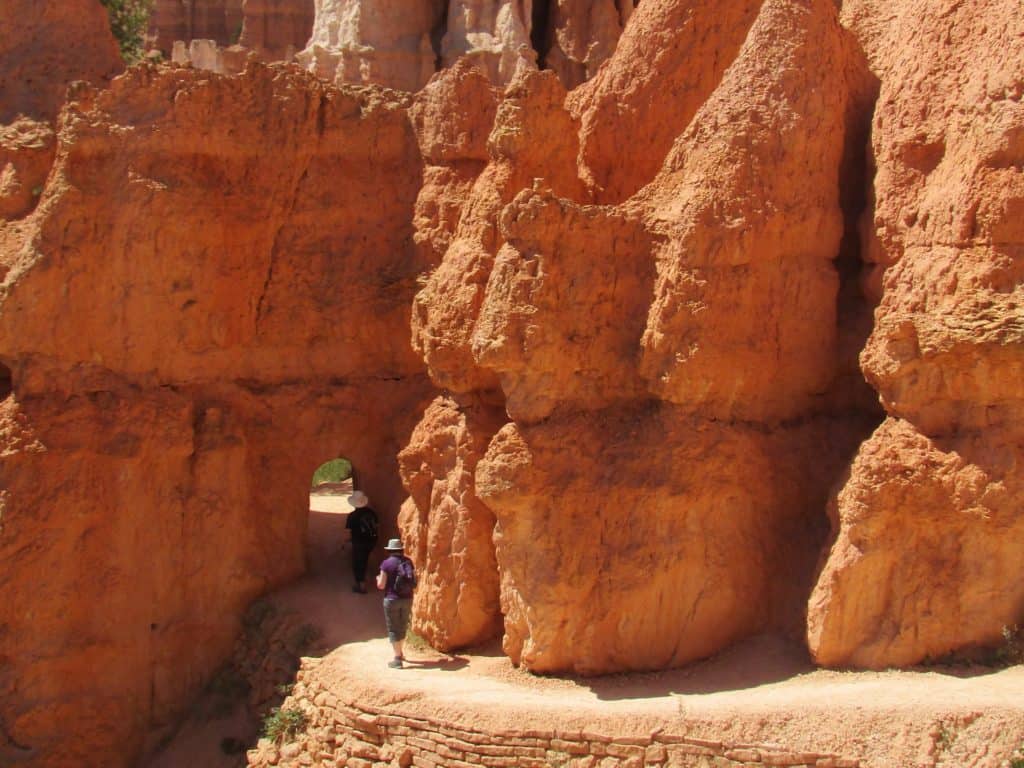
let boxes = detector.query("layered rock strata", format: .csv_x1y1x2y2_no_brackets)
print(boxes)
0,64,432,767
807,0,1024,668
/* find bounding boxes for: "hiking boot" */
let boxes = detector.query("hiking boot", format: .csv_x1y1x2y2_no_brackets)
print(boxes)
388,658,403,669
352,584,367,594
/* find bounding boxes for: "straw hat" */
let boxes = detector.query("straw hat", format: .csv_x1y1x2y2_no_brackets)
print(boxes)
383,538,404,551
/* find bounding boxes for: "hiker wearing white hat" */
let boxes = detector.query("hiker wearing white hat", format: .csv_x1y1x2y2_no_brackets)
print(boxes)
376,538,417,668
345,490,378,593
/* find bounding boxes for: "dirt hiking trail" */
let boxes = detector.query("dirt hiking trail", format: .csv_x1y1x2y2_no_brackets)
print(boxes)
145,503,1024,768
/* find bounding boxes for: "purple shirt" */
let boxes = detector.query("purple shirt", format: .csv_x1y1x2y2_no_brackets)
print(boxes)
379,555,408,600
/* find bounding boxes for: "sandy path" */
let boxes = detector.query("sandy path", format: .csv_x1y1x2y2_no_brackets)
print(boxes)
146,504,1024,767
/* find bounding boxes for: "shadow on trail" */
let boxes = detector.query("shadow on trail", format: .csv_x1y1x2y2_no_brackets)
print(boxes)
401,656,470,672
579,634,818,701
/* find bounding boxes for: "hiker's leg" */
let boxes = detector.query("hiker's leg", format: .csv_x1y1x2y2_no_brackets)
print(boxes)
352,544,369,588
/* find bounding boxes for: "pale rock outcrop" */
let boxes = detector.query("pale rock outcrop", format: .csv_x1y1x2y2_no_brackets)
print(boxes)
808,0,1024,668
441,0,537,86
397,396,506,650
0,0,122,123
0,64,433,767
297,0,446,92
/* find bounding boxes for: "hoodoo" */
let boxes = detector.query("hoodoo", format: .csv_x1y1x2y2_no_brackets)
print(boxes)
1,0,1022,766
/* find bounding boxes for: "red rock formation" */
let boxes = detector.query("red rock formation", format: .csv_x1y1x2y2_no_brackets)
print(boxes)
808,0,1024,668
410,68,585,395
0,0,122,123
151,0,312,62
0,120,56,220
566,0,762,203
397,395,505,650
0,63,433,766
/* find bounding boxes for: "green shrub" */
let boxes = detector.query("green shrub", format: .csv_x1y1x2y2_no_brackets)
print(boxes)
99,0,154,64
311,458,352,486
261,706,308,744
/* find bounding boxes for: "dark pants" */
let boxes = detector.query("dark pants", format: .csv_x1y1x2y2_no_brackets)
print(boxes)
351,542,374,583
384,597,412,643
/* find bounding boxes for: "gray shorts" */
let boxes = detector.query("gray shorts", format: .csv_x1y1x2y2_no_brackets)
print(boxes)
383,597,412,643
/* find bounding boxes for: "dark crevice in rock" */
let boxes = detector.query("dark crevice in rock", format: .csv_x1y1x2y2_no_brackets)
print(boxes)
430,1,449,72
530,0,553,70
0,362,12,400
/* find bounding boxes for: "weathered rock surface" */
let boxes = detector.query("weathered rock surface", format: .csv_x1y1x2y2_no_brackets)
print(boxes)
808,418,1024,668
477,407,862,674
543,0,630,89
2,0,1023,760
411,67,585,395
404,0,878,675
0,63,432,767
808,0,1024,668
440,0,536,86
397,395,506,650
0,119,56,220
239,0,315,59
0,0,122,123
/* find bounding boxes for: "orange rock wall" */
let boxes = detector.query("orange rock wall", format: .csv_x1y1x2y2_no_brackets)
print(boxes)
0,65,433,766
807,0,1024,668
0,0,122,122
2,0,1024,761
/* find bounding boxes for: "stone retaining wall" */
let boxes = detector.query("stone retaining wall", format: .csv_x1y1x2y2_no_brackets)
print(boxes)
246,669,861,768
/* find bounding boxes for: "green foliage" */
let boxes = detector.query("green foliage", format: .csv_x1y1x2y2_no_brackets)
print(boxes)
1011,743,1024,768
99,0,154,64
311,458,352,487
261,706,308,744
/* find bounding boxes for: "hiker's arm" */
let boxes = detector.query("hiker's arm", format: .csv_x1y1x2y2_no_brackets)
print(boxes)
376,569,387,590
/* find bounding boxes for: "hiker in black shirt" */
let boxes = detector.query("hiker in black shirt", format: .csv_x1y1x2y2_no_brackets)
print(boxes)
345,490,378,593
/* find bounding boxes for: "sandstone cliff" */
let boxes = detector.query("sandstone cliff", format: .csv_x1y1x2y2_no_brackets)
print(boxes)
1,0,1023,763
807,0,1024,669
0,64,432,766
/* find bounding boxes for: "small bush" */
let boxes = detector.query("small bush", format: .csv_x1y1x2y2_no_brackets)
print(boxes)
1011,744,1024,768
100,0,154,64
311,458,352,486
261,706,308,744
